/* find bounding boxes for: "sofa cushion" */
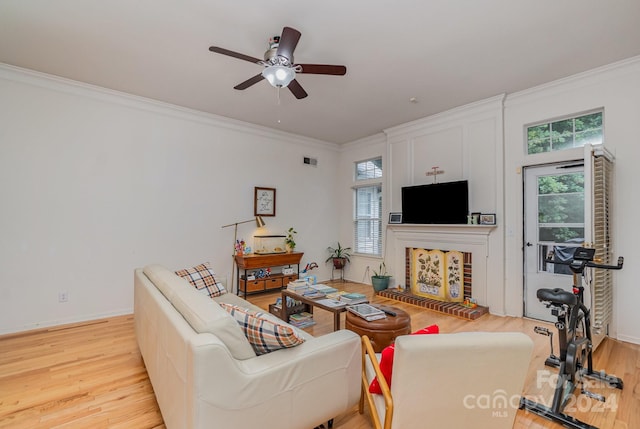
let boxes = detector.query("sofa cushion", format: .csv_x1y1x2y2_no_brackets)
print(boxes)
175,262,227,298
143,264,256,360
220,303,306,355
369,324,439,394
214,293,314,341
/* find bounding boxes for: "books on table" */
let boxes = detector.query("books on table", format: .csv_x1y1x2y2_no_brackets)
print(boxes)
314,298,347,309
289,311,315,328
346,304,386,322
299,283,340,299
301,289,325,299
339,292,368,305
288,279,309,291
288,279,312,295
309,284,338,294
325,291,368,305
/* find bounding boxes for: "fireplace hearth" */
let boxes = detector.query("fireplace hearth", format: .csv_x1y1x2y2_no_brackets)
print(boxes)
377,288,489,320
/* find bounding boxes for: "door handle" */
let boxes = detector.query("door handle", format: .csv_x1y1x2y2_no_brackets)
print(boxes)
526,242,534,247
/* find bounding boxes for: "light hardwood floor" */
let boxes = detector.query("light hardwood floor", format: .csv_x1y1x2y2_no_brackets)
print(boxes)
1,280,638,428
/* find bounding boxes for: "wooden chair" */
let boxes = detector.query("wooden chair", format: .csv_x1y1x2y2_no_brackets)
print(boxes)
360,332,533,429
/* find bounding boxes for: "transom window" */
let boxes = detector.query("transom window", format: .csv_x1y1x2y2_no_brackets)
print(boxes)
527,111,603,154
354,158,382,256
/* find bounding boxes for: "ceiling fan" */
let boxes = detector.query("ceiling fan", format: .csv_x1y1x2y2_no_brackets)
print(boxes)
209,26,347,99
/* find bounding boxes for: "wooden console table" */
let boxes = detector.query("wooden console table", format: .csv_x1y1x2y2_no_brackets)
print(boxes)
235,252,303,297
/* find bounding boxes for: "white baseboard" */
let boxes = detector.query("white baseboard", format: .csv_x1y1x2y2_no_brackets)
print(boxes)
0,308,133,336
616,334,640,346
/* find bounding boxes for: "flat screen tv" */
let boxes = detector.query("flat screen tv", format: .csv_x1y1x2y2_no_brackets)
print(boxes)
401,180,469,224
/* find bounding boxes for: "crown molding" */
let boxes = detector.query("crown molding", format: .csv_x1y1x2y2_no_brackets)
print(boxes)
0,63,339,152
383,94,506,141
505,55,640,107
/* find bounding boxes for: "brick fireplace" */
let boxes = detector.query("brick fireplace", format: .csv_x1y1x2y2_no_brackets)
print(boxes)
380,224,494,320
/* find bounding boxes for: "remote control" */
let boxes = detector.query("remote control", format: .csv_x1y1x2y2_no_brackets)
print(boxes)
381,308,396,317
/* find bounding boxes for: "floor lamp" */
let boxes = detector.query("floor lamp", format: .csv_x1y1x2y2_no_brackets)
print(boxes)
221,216,266,292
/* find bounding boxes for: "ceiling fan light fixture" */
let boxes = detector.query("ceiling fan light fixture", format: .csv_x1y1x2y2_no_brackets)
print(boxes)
262,65,295,88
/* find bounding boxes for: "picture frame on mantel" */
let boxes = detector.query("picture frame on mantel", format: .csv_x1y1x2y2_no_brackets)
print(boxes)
480,213,496,225
389,212,403,224
254,187,276,217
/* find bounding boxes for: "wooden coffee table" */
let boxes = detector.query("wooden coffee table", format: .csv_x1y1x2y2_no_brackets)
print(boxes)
276,289,353,331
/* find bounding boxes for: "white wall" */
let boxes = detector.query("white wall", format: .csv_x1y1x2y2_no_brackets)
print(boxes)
504,57,640,344
382,96,506,313
336,134,387,284
0,65,339,334
337,97,507,315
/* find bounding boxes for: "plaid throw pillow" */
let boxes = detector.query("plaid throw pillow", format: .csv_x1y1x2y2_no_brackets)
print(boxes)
220,303,305,355
175,262,227,298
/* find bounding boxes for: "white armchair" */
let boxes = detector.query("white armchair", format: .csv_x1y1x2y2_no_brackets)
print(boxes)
360,332,533,429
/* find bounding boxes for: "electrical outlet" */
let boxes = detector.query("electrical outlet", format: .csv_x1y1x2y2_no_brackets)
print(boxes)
58,291,68,303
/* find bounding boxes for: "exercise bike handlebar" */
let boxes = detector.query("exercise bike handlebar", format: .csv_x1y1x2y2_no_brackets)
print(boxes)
544,255,624,270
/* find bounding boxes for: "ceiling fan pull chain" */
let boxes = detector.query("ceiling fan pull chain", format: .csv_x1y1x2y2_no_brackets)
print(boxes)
277,87,282,123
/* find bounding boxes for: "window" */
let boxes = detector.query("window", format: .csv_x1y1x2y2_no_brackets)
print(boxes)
354,158,382,256
527,111,603,154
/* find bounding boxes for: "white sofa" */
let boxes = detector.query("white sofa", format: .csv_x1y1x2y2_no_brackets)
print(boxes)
134,264,361,429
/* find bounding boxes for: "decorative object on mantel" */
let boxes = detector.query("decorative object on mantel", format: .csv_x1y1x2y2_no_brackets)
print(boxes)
425,166,445,183
371,262,392,292
221,216,267,289
284,227,297,252
254,186,276,217
468,212,481,225
389,212,402,224
480,213,496,225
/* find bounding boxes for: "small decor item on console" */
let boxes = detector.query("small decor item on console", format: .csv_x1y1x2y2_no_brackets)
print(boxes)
254,235,286,254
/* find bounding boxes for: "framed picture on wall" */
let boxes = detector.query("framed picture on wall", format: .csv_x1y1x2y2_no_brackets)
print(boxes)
480,213,496,225
254,187,276,217
389,212,403,224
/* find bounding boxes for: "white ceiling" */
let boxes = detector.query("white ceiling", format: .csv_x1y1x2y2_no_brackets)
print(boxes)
1,1,639,144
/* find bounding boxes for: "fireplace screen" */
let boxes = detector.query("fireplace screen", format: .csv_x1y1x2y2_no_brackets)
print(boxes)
411,249,464,303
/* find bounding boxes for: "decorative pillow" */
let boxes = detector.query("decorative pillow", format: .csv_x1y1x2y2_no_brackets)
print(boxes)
175,262,226,298
219,303,305,355
369,324,439,394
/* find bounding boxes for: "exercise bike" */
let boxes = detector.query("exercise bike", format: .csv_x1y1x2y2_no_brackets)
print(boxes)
519,246,624,429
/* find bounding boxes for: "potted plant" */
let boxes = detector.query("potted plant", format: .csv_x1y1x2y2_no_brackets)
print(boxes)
325,242,352,269
285,227,297,253
371,262,391,292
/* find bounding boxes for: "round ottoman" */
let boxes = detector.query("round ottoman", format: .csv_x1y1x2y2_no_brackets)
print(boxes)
345,305,411,352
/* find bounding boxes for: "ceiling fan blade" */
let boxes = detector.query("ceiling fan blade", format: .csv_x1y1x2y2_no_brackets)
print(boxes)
209,46,262,64
288,79,308,99
234,73,265,90
298,64,347,75
277,27,301,61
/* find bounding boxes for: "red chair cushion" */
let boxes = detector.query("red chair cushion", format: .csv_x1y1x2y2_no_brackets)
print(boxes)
368,324,439,394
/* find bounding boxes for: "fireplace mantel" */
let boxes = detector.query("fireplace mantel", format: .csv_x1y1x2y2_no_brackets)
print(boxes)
389,224,495,236
387,223,496,307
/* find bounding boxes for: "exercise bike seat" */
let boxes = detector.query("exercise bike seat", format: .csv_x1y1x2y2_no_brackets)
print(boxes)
537,288,577,306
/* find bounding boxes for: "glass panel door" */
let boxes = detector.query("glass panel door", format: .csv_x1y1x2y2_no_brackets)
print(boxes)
524,163,584,321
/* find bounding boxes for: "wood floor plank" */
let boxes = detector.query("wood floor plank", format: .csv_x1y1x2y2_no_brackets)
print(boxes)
0,281,638,428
